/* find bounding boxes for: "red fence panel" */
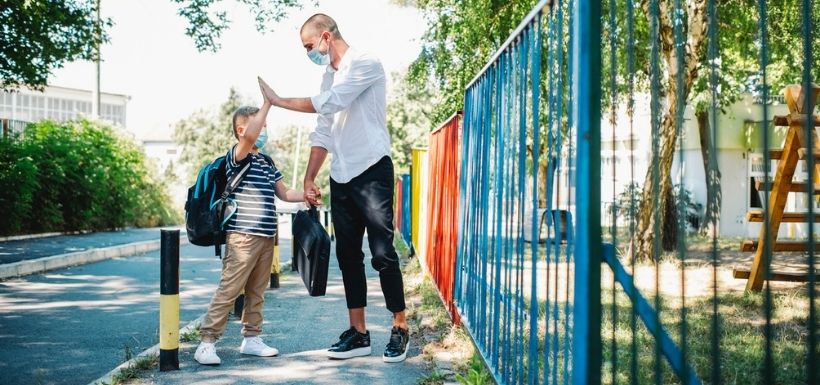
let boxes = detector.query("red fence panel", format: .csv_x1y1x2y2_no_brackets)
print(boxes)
423,113,461,324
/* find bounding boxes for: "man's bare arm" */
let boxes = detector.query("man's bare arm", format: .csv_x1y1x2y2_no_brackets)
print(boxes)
259,77,316,113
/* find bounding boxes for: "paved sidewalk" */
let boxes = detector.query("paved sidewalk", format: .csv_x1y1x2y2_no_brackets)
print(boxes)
132,246,426,385
0,227,174,264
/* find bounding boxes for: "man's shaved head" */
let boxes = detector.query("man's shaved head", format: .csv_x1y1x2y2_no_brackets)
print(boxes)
301,13,342,38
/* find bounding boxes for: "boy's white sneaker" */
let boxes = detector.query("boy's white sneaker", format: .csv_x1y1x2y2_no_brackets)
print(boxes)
194,342,221,365
240,336,279,357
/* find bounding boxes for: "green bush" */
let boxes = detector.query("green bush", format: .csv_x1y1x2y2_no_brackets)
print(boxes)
0,135,37,234
0,119,180,236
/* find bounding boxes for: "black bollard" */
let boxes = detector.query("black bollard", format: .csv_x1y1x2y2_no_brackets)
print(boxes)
234,290,245,318
159,229,180,371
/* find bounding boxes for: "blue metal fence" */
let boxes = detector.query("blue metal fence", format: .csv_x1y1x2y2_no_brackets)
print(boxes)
453,1,599,383
448,0,817,384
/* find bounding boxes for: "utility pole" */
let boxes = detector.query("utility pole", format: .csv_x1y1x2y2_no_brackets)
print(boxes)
291,126,303,188
91,0,101,119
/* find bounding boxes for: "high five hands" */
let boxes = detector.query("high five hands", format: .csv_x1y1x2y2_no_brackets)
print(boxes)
258,77,279,106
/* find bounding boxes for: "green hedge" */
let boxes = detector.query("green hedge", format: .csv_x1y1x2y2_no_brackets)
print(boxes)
0,119,180,236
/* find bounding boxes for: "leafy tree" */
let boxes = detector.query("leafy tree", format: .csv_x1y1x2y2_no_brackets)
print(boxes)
0,0,111,90
1,0,306,90
264,124,331,196
386,70,435,173
613,0,820,259
408,0,539,125
173,87,247,183
172,0,312,52
409,0,817,259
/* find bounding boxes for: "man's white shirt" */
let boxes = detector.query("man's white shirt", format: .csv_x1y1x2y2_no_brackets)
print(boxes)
309,46,391,184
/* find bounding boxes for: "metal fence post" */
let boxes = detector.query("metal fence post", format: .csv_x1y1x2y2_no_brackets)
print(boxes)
571,0,602,384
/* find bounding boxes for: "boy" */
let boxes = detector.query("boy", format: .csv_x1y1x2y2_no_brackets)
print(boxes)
194,93,304,365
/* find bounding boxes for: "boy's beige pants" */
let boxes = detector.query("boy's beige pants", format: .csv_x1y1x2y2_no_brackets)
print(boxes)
200,232,274,343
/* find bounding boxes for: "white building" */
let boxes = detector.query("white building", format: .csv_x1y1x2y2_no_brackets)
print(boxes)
0,85,129,126
601,93,810,237
140,131,188,210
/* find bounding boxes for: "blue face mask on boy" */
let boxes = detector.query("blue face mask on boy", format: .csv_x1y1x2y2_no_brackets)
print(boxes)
255,129,268,149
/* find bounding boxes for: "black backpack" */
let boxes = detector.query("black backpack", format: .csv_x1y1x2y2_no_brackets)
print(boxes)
184,153,275,257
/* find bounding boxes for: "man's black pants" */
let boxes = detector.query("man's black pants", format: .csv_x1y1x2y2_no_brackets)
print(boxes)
330,156,406,313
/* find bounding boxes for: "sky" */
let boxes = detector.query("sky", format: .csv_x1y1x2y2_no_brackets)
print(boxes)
48,0,427,140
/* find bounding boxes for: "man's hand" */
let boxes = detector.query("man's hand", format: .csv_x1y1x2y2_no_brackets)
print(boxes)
258,76,280,106
303,179,323,207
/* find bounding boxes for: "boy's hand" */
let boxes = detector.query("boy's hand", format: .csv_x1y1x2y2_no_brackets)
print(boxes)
258,77,280,106
304,179,322,206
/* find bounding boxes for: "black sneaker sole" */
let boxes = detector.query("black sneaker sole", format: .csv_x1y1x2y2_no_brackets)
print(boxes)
327,346,372,359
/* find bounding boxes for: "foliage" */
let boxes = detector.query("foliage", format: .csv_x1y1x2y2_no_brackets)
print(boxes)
0,119,179,236
408,0,539,124
171,0,311,52
611,182,643,225
0,0,111,90
264,124,331,195
454,353,492,385
386,70,436,173
1,1,306,90
173,87,247,183
674,184,703,232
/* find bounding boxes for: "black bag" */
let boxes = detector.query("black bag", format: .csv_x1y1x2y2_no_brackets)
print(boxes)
292,207,330,296
184,155,252,257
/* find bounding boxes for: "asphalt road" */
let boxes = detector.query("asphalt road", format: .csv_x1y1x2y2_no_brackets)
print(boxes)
0,244,228,385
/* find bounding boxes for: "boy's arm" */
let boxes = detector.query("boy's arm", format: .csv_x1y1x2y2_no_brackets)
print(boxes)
273,180,304,203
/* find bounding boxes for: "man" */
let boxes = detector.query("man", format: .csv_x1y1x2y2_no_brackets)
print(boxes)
258,13,410,363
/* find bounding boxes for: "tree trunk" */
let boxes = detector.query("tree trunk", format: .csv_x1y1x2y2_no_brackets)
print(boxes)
696,109,722,236
632,0,708,261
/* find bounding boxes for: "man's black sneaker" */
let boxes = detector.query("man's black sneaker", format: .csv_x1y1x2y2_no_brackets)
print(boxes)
383,327,409,363
331,327,358,348
327,328,371,359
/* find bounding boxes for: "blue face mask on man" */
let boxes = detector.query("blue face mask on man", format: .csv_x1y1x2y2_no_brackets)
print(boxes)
255,129,268,149
307,34,330,66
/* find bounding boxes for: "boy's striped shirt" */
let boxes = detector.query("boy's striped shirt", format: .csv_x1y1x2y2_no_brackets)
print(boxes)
225,145,283,237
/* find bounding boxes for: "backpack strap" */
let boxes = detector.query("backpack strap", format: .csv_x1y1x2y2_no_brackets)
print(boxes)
221,158,253,200
213,157,253,258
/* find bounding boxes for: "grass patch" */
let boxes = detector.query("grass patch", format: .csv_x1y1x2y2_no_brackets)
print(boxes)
417,370,448,385
179,328,200,343
402,254,494,385
110,354,158,385
600,287,815,385
455,354,493,385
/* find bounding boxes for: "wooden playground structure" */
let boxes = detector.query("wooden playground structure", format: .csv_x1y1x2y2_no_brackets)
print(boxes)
736,84,820,291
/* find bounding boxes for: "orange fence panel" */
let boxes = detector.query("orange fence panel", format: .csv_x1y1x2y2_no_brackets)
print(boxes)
423,113,461,324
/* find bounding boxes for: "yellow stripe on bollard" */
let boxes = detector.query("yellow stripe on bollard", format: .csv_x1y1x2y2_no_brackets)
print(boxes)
159,294,180,350
271,233,280,275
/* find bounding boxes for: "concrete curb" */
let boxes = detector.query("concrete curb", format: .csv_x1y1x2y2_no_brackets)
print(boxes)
0,236,190,281
88,314,205,385
0,232,63,242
